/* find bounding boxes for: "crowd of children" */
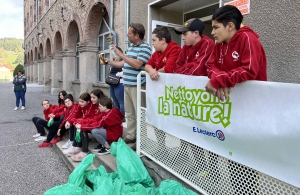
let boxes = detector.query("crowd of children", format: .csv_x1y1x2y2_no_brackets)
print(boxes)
31,89,124,162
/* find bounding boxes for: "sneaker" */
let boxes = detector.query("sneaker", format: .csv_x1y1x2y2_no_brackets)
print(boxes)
21,106,25,110
97,147,110,155
62,140,73,149
67,147,82,157
33,133,41,138
14,107,18,111
93,144,103,152
63,146,74,155
71,152,87,162
34,136,47,142
38,141,52,148
50,136,62,144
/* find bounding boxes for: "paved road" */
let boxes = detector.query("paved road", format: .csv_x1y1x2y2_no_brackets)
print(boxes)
0,82,69,195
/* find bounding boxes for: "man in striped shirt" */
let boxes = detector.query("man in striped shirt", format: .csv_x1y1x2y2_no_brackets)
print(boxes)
105,23,152,144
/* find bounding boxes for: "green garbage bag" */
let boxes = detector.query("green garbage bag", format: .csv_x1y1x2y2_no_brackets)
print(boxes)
44,154,95,195
75,129,81,142
110,138,155,188
47,118,54,127
157,180,198,195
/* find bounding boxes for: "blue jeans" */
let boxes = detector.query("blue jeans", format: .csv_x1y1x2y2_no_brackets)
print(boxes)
109,84,124,115
15,91,25,107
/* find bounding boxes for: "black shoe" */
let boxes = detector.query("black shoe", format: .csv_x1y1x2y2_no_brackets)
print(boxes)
123,137,136,144
97,147,110,155
93,144,103,152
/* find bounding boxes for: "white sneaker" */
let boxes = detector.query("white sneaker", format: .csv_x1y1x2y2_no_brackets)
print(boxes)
14,107,18,111
34,136,47,142
21,106,25,110
33,133,41,138
62,140,73,149
63,146,74,155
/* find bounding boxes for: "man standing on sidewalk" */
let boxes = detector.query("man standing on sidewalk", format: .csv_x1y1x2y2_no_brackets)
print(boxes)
13,70,27,110
105,23,152,144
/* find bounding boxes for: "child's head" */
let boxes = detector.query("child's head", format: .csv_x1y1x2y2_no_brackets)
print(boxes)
79,92,91,107
41,100,50,109
152,26,171,52
90,89,107,105
98,97,113,112
211,5,243,43
64,94,74,108
58,90,67,106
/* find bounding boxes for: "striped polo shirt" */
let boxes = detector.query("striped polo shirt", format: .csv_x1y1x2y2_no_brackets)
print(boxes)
123,41,152,86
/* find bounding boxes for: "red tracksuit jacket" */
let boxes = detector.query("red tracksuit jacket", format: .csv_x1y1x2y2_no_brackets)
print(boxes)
52,104,66,118
72,102,100,124
206,26,267,89
146,40,181,73
79,108,124,143
174,35,214,75
43,105,58,121
59,103,80,129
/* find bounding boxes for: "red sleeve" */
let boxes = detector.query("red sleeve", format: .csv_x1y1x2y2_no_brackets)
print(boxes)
175,38,213,76
174,47,186,73
207,34,266,89
67,105,81,124
52,104,65,118
146,52,157,69
163,45,181,73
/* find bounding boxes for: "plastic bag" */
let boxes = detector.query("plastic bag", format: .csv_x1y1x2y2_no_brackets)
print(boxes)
157,180,198,195
44,154,95,195
75,129,81,142
47,118,54,127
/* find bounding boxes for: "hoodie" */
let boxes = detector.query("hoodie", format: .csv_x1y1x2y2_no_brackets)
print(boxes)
13,74,27,92
146,41,181,73
79,108,124,143
206,26,267,89
174,35,214,75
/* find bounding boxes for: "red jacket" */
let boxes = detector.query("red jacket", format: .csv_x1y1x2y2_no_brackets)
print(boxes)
43,105,58,121
146,41,181,73
72,102,99,124
59,103,80,129
206,26,267,89
79,108,124,143
52,104,65,118
174,35,214,75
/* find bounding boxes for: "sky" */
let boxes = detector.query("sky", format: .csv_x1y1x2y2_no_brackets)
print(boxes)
0,0,24,39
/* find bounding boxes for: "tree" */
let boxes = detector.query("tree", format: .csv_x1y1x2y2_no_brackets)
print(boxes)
13,64,24,76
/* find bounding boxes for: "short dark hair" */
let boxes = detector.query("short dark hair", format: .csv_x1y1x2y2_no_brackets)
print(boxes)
99,97,113,109
64,94,74,102
152,26,171,43
130,23,145,40
212,5,243,30
79,92,91,102
18,70,23,74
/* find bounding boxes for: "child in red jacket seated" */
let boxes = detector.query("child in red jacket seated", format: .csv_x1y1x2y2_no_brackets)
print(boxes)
205,5,267,101
38,94,79,148
62,92,99,155
48,90,67,123
68,97,123,160
32,100,58,142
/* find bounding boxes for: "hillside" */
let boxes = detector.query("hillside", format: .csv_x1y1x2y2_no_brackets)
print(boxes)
0,38,24,68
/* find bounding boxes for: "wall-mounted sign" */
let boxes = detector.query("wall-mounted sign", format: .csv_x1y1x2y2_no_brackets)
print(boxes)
225,0,250,15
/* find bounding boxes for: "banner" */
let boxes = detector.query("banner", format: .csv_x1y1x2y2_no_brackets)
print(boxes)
146,73,300,188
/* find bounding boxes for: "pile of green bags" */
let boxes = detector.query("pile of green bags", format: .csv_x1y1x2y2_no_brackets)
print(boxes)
44,138,198,195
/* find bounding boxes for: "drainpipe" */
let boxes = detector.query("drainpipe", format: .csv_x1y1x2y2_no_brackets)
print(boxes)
125,0,129,50
219,0,222,7
35,0,38,26
109,0,117,45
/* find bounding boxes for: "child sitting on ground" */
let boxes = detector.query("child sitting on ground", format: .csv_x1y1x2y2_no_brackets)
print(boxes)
69,97,123,159
32,100,58,142
38,94,79,148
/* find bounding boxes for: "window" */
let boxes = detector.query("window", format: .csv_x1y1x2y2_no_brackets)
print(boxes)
97,12,111,82
75,33,80,80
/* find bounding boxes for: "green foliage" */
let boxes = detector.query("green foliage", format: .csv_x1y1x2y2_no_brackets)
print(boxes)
0,38,23,51
13,64,24,76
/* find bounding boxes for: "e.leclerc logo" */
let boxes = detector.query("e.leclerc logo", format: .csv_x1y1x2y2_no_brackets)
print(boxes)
192,127,225,141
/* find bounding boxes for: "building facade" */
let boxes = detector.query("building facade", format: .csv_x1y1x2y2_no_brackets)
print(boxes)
24,0,300,100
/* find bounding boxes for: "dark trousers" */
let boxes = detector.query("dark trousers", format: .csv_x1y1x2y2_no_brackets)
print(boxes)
73,131,90,153
32,117,49,136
